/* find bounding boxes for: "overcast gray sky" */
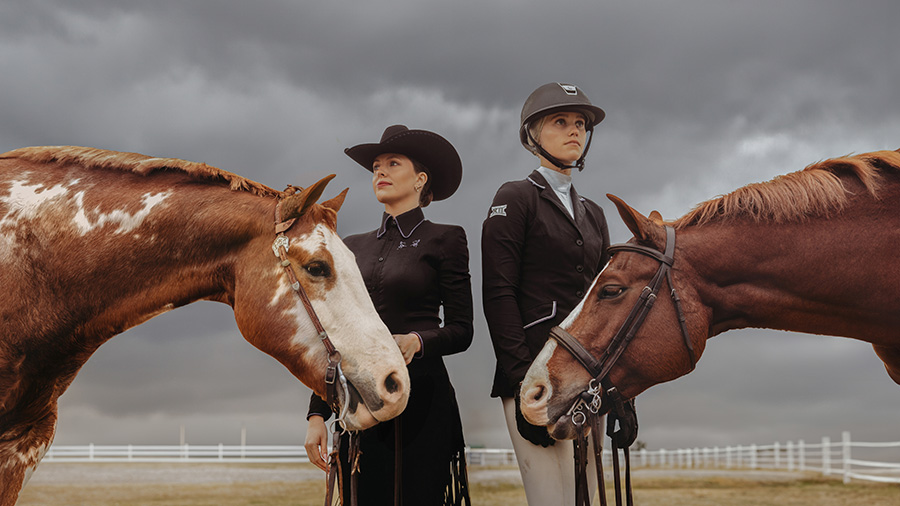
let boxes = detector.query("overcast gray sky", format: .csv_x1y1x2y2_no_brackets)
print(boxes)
3,0,899,451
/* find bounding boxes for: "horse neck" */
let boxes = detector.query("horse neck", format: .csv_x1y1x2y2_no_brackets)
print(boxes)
679,210,900,345
14,170,273,353
91,186,272,334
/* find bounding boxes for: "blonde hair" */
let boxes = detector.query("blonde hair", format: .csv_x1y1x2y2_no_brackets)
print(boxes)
525,117,546,154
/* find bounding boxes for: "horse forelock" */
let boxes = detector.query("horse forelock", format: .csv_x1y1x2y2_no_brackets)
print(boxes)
0,146,281,198
674,149,900,228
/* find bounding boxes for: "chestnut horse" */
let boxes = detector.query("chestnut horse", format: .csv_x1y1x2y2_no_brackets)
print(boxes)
521,149,900,439
0,146,410,504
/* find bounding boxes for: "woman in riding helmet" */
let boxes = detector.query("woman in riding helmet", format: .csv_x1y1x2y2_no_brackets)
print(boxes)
482,82,610,505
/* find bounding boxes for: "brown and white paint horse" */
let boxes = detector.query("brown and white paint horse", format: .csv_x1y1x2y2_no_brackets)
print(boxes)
0,146,410,504
521,149,900,439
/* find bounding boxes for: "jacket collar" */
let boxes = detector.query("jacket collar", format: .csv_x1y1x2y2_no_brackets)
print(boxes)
377,206,426,239
527,170,587,229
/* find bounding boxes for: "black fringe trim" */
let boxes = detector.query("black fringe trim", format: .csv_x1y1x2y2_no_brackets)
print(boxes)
443,447,471,506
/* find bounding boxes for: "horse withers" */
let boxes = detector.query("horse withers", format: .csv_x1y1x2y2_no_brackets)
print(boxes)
521,149,900,440
0,146,410,504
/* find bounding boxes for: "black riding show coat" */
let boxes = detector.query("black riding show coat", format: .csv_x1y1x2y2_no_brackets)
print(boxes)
482,169,610,398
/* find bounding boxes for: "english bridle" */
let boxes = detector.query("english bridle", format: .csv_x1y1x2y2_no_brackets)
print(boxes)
273,200,362,506
548,225,697,506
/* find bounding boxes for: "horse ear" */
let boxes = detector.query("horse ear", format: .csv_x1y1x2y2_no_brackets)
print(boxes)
281,174,337,220
648,210,664,225
321,188,349,213
607,194,666,247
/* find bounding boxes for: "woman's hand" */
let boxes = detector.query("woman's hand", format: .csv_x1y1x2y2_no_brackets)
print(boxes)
304,415,329,472
393,333,422,364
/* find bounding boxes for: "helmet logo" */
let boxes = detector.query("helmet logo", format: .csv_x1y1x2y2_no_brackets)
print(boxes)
558,83,578,96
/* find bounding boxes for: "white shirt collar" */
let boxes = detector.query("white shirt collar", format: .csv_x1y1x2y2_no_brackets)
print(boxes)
536,166,572,195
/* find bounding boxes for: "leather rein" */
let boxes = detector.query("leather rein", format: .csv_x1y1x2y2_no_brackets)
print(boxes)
272,201,362,506
549,225,696,506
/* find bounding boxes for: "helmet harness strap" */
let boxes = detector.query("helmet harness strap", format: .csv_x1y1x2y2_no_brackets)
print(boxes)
526,125,595,172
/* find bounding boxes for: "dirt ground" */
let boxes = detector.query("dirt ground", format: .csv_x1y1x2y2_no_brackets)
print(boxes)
17,462,900,505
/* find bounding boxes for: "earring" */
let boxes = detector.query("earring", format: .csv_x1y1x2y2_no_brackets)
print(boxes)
415,185,421,192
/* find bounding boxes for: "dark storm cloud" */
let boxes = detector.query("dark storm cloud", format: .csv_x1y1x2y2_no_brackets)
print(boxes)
3,0,899,449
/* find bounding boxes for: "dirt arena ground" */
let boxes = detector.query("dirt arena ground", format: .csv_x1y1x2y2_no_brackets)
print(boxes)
17,462,900,505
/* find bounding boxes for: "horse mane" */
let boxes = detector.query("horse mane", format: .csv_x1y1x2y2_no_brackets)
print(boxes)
673,149,900,228
0,146,282,198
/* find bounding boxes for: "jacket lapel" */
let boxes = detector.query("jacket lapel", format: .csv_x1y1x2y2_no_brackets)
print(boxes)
570,185,588,231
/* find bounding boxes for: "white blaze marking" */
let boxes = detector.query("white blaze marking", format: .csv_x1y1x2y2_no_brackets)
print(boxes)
560,268,604,329
528,338,558,383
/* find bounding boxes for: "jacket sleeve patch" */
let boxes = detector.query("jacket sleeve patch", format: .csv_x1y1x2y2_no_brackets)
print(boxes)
489,204,508,218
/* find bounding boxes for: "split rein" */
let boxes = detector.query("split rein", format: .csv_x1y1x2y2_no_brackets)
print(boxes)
273,201,361,506
549,226,697,506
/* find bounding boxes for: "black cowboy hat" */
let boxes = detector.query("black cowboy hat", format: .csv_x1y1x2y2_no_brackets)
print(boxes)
344,125,462,201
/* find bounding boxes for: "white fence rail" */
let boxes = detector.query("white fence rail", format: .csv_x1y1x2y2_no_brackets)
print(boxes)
44,431,900,484
634,431,900,485
44,444,518,466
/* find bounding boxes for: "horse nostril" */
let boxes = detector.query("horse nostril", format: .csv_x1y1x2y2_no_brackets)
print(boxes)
384,372,400,394
525,384,547,404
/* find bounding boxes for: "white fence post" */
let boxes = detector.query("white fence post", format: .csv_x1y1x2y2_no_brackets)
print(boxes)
798,439,805,471
89,443,94,461
842,431,851,484
787,441,794,471
822,436,831,476
774,441,781,469
750,444,758,469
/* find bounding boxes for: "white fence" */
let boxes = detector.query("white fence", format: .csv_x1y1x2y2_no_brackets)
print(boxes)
43,431,900,484
635,431,900,484
43,444,518,466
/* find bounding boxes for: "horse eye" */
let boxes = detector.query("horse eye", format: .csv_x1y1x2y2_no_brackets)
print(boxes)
599,285,625,299
304,261,331,278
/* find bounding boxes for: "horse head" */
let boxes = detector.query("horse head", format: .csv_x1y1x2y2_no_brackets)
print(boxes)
231,175,409,431
520,194,709,439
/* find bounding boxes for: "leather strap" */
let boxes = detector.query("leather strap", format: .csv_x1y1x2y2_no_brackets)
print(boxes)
551,226,695,506
551,326,603,378
274,200,344,412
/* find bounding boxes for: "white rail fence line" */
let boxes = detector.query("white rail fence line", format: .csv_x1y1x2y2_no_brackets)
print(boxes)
634,431,900,485
43,431,900,484
43,445,519,466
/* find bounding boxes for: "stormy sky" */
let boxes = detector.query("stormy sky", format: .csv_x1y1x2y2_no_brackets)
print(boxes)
2,0,899,451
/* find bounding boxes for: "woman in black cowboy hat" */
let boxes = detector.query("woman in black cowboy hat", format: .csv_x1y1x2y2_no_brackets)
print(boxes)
305,125,473,506
482,83,610,505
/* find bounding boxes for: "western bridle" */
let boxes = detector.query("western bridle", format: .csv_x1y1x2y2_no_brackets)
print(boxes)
549,225,697,506
272,200,362,506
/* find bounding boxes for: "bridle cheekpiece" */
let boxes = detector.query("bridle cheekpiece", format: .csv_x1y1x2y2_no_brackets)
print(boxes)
273,200,350,425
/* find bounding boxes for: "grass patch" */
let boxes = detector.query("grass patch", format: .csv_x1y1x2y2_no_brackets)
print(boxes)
17,465,899,506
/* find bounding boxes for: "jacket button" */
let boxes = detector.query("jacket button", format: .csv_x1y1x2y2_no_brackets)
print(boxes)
576,290,584,298
378,257,384,262
576,239,584,246
576,265,584,272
